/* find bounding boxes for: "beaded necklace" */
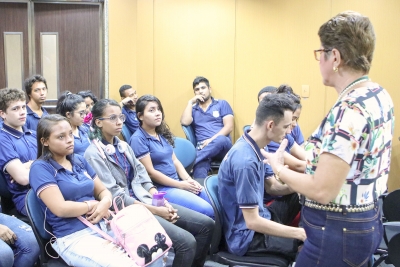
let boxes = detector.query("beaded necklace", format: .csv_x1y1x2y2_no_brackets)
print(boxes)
336,75,370,104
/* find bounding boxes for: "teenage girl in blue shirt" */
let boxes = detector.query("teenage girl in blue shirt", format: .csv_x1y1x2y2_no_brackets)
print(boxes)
56,91,90,155
29,114,140,267
84,99,214,267
130,95,214,218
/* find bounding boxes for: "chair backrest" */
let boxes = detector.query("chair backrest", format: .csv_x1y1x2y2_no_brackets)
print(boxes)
204,174,224,255
26,189,68,266
383,189,400,222
0,171,12,198
181,124,197,147
26,189,52,241
388,233,400,266
0,171,15,215
121,124,133,142
173,137,196,173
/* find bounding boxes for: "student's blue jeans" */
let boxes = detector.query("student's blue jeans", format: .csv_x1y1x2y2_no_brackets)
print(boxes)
157,186,214,219
295,205,382,267
193,135,232,178
0,213,40,267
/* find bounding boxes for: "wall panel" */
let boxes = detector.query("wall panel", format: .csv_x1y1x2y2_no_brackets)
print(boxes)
108,0,400,190
108,0,137,100
34,3,100,97
0,3,29,89
152,0,236,136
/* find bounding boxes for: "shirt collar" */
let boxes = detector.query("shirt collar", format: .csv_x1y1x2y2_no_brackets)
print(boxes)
48,155,75,171
101,136,118,147
242,130,263,161
1,123,32,138
26,105,47,115
138,126,157,140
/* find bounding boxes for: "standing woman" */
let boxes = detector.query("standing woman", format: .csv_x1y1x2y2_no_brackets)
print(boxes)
29,114,141,267
263,11,394,266
130,95,214,218
84,99,215,267
56,91,90,155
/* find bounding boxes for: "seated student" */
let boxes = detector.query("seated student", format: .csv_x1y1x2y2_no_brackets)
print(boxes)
218,94,305,259
77,90,98,126
84,99,215,267
258,85,306,173
119,85,140,134
257,86,277,102
130,95,214,218
0,88,37,216
276,84,305,147
180,76,234,178
29,114,144,267
0,212,40,267
56,91,90,155
24,74,49,131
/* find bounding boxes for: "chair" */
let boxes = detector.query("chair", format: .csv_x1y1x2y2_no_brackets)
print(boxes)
181,124,221,172
25,190,69,267
0,171,30,223
372,189,400,267
121,124,133,142
204,175,290,267
173,137,196,174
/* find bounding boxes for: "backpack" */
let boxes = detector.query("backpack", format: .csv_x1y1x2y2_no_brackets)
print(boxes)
79,197,172,266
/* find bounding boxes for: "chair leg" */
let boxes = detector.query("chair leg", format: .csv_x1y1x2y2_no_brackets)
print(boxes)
372,254,388,267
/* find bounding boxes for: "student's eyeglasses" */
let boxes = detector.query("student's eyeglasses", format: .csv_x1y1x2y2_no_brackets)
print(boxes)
97,114,126,123
314,49,332,61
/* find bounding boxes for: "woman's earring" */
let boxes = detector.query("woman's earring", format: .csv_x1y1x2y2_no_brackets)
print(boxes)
333,66,338,72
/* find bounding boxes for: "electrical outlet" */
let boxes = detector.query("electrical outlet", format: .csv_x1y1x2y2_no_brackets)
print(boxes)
302,85,310,98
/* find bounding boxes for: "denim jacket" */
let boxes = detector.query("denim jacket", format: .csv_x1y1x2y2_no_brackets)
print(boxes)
84,137,155,207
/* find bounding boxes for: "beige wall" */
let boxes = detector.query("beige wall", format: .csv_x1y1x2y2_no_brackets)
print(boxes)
109,0,400,191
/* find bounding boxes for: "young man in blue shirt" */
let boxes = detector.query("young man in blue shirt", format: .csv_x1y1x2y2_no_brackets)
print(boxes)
218,94,305,259
119,84,139,135
0,88,37,216
24,74,49,131
180,76,234,178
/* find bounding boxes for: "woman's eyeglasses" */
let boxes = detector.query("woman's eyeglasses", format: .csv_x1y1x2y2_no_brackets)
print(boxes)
314,49,332,61
97,114,126,123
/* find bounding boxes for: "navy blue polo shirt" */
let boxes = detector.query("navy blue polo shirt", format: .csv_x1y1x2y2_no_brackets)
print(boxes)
130,127,178,185
73,126,90,156
0,124,37,214
290,125,304,146
30,154,97,238
266,134,295,154
218,131,271,256
122,105,139,134
25,105,48,131
192,98,233,142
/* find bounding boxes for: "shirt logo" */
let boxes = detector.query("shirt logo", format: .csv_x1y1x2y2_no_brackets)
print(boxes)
213,110,220,118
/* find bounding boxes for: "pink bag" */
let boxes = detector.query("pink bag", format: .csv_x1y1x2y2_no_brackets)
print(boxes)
78,197,172,266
